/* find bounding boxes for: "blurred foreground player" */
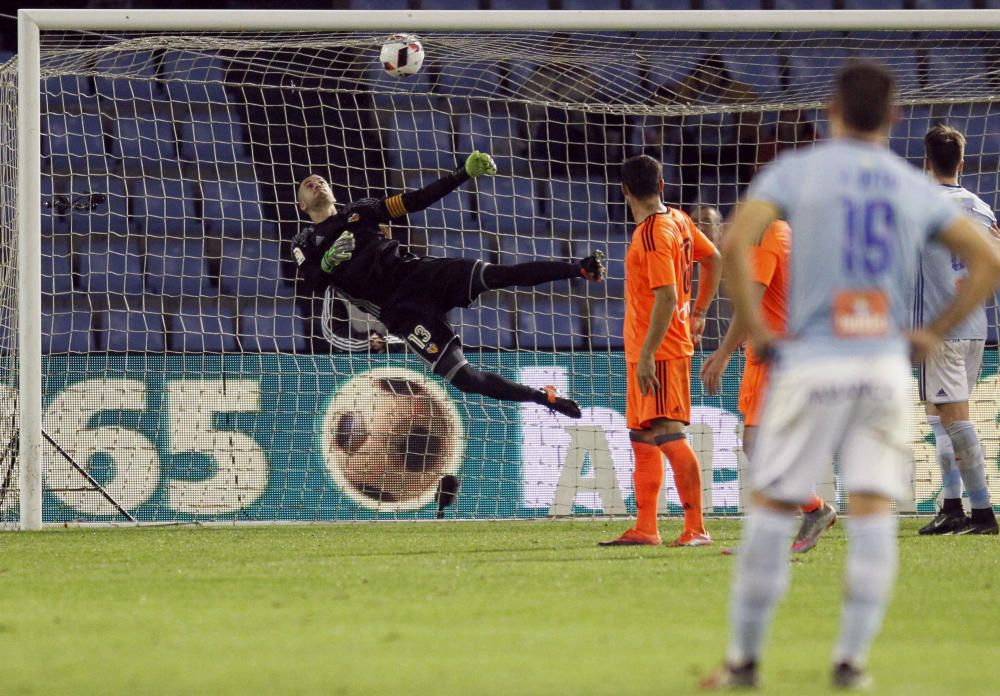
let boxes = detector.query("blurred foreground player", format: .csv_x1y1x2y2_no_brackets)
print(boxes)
700,219,839,553
600,154,722,547
915,124,999,536
702,61,1000,690
292,152,606,418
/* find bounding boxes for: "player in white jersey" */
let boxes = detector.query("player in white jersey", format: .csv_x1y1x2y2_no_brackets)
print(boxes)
915,124,1000,536
701,61,1000,691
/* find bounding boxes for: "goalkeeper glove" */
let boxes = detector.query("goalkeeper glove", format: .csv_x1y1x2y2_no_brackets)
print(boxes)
465,151,497,178
321,231,355,272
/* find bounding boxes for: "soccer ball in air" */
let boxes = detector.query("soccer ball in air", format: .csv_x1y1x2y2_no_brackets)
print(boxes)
322,367,463,512
380,34,424,77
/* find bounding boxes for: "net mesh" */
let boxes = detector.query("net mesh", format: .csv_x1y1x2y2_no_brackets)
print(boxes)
6,27,1000,524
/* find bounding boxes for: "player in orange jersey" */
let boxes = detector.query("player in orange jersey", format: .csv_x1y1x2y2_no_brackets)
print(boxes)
600,155,722,547
700,220,838,554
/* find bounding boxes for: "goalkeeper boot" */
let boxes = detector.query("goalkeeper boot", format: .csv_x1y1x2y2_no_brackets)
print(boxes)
918,502,968,535
955,508,999,535
832,662,872,691
579,250,606,282
598,528,662,546
542,385,582,419
791,501,838,553
699,661,759,690
669,529,713,547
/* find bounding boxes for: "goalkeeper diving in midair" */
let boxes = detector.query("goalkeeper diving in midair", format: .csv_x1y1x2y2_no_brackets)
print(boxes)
292,151,606,418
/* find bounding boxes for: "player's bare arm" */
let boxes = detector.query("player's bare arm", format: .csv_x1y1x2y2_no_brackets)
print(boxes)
912,215,1000,360
691,246,722,344
637,284,677,396
700,281,765,396
722,199,780,357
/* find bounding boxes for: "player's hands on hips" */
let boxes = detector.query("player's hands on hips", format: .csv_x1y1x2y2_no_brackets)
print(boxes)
465,151,497,178
636,355,660,397
699,349,731,396
321,231,355,272
908,328,942,363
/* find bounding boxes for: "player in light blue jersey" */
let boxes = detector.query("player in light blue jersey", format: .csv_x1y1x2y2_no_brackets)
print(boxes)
915,124,1000,536
702,61,1000,691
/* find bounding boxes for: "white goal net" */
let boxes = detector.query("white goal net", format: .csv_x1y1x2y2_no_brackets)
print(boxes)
7,12,1000,527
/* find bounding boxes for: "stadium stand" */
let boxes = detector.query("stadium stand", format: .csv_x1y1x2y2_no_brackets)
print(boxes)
164,297,239,353
43,299,95,354
238,298,308,353
145,238,217,298
96,298,167,352
77,236,146,297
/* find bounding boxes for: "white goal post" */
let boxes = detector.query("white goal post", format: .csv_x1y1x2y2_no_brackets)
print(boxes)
13,8,1000,530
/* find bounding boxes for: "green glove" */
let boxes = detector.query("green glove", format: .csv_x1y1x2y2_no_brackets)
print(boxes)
321,231,355,272
465,151,497,178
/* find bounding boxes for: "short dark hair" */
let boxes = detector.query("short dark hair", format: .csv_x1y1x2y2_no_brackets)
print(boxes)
621,155,663,199
924,123,965,177
834,60,896,133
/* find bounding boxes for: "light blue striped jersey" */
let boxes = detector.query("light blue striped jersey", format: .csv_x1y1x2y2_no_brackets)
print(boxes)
748,139,961,364
914,184,996,340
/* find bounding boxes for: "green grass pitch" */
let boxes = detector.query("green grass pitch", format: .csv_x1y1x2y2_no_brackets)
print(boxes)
1,518,997,695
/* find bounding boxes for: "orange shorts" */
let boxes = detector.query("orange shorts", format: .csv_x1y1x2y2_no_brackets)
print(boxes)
626,357,691,429
738,358,770,428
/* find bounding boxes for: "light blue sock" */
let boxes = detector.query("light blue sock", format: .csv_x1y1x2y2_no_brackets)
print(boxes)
946,421,992,510
928,415,961,500
834,513,898,667
726,507,798,665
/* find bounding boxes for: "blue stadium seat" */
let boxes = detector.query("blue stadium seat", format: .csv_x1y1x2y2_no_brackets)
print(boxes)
93,50,163,106
218,239,293,298
788,45,851,91
561,0,622,8
404,171,473,233
201,178,265,238
44,112,107,173
433,61,501,100
67,173,130,236
497,235,570,266
454,293,516,350
178,106,250,166
422,0,480,8
702,0,759,8
914,0,974,6
368,64,434,111
584,298,625,351
548,178,611,240
238,299,307,353
161,51,230,105
455,113,528,174
514,294,583,351
390,105,455,172
42,301,94,354
110,113,179,170
42,237,73,300
128,176,201,237
97,301,166,352
773,0,830,7
843,0,903,6
720,46,782,94
890,105,932,163
475,176,546,237
165,298,238,352
43,75,98,113
350,0,407,8
78,236,145,296
145,238,216,297
484,0,549,7
426,229,496,263
630,0,691,8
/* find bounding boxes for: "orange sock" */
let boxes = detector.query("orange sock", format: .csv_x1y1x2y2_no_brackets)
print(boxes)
631,441,664,536
659,435,705,535
801,495,823,514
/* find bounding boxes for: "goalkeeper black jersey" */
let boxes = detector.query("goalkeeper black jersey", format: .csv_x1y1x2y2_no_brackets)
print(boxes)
292,166,471,317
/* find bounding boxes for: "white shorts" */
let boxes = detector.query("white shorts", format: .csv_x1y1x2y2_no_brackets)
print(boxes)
919,339,984,405
751,354,912,504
